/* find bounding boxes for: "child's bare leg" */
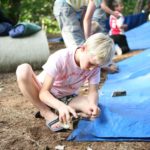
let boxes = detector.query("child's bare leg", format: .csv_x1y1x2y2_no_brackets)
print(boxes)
69,95,99,118
16,64,58,122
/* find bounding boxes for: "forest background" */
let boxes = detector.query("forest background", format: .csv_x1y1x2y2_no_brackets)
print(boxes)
0,1,149,149
0,0,148,34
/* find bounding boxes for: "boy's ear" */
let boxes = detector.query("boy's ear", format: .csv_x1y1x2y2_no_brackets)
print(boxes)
81,44,87,52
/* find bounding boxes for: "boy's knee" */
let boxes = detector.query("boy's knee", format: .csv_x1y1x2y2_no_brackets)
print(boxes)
16,63,32,82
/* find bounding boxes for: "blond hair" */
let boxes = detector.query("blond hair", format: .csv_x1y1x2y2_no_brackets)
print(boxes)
85,33,114,65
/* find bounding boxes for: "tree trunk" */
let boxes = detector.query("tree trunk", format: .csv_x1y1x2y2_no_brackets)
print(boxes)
8,0,22,24
134,0,145,14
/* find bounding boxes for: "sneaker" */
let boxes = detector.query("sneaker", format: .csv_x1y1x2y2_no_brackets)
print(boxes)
115,44,122,55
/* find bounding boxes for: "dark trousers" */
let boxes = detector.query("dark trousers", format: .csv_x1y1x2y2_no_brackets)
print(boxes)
110,34,130,54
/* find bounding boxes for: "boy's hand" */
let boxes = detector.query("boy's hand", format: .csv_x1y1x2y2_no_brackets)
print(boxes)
87,104,101,120
58,104,77,124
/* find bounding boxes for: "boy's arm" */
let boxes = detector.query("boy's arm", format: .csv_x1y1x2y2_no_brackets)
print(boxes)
39,74,77,123
39,74,61,109
87,83,100,119
88,84,99,104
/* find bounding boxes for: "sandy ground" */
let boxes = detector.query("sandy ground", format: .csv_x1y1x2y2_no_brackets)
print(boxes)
0,47,150,150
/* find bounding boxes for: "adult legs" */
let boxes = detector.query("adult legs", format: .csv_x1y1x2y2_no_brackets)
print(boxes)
92,8,108,34
53,0,85,48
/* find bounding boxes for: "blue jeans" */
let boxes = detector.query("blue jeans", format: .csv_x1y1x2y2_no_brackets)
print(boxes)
53,0,85,48
53,0,107,48
93,8,107,33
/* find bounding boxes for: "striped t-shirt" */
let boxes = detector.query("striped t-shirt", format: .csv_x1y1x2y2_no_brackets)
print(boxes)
66,0,102,11
109,12,124,35
38,47,100,98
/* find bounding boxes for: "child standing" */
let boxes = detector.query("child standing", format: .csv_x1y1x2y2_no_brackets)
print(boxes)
109,0,130,55
16,33,114,132
53,0,119,48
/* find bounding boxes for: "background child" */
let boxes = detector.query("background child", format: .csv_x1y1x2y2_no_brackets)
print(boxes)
109,0,130,55
16,33,114,132
53,0,119,48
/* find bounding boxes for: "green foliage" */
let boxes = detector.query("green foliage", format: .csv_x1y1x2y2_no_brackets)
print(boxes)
0,0,148,34
19,0,60,34
39,16,60,34
123,0,147,15
0,0,60,34
123,0,136,15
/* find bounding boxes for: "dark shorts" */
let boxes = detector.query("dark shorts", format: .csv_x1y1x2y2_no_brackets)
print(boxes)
110,34,130,54
59,94,77,105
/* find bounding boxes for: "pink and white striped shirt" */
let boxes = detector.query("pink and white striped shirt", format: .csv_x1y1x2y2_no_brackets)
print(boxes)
109,11,125,35
37,47,100,98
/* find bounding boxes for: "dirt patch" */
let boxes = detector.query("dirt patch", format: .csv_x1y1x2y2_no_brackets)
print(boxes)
0,48,149,149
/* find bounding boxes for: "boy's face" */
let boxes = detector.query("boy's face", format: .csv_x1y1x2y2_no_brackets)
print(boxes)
79,47,105,71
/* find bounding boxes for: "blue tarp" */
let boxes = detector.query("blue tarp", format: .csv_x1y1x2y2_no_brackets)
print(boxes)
124,12,148,30
67,49,150,141
125,22,150,50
